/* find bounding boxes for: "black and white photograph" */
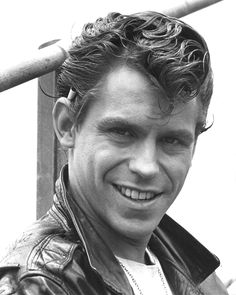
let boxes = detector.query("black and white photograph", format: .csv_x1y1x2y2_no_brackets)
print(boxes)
0,0,235,294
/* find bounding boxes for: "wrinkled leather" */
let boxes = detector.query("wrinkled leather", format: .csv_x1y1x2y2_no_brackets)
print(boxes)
0,166,227,294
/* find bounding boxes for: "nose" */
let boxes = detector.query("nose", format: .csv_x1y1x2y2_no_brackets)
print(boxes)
129,141,160,179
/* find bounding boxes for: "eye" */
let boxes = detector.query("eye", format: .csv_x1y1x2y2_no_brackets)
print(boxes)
162,137,180,145
109,127,133,137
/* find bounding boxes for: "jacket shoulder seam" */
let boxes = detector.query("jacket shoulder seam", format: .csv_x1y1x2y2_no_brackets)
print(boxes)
27,233,80,274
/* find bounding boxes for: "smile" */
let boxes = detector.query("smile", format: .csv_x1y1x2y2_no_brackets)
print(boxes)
114,184,160,201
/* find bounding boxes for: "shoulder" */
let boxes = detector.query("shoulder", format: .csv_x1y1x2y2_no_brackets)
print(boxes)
0,211,77,267
0,212,83,294
199,272,229,294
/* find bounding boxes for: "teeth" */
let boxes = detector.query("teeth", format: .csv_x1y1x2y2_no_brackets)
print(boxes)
146,192,154,200
125,188,131,197
115,185,157,201
139,192,146,200
131,190,139,199
121,187,126,195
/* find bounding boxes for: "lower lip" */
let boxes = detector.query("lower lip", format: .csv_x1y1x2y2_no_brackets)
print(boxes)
113,185,161,203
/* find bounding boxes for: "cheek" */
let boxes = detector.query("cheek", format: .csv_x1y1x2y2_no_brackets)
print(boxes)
91,147,121,187
164,154,193,191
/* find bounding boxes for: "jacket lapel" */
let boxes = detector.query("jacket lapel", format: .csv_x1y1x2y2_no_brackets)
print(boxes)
149,215,220,294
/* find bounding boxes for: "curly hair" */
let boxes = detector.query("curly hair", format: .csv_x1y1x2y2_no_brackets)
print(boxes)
57,11,213,131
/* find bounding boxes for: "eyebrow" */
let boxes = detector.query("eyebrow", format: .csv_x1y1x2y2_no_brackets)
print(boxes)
96,117,144,134
96,116,195,142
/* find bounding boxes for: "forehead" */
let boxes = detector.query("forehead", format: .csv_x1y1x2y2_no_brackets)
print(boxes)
85,65,200,130
102,65,157,109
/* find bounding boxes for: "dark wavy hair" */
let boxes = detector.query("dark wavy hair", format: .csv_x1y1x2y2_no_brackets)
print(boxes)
57,11,213,132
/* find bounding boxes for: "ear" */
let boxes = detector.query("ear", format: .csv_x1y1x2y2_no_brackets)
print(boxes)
52,97,75,149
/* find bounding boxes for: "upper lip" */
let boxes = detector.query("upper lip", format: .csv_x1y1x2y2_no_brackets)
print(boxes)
113,183,161,195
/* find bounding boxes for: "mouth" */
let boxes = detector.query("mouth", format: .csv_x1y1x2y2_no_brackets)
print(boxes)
113,184,161,201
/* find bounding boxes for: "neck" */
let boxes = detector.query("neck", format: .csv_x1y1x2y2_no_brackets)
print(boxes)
110,238,151,264
90,215,151,264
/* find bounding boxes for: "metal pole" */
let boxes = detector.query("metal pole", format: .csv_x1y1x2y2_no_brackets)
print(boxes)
0,0,223,93
162,0,222,18
0,40,70,93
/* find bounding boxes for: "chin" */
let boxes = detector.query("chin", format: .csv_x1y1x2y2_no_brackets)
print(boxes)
115,219,160,240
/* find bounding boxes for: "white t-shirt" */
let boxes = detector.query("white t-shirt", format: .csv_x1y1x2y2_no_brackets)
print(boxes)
116,249,172,295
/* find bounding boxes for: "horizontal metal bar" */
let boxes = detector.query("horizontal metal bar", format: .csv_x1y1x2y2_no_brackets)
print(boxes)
162,0,223,18
0,41,69,92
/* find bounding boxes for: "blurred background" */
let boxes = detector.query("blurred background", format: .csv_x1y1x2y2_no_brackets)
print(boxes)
0,0,235,290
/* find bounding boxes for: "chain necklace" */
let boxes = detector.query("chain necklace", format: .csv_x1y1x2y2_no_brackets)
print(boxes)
119,261,144,295
119,259,170,295
156,264,170,295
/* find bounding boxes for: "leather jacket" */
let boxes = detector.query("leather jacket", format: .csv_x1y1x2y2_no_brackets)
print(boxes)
0,166,228,295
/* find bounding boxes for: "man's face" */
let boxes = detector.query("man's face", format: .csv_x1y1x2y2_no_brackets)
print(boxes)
69,65,200,240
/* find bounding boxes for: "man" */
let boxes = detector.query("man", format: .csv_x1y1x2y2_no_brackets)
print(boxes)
0,11,228,294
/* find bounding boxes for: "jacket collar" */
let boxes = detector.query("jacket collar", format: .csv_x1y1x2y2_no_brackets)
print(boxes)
54,165,220,294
